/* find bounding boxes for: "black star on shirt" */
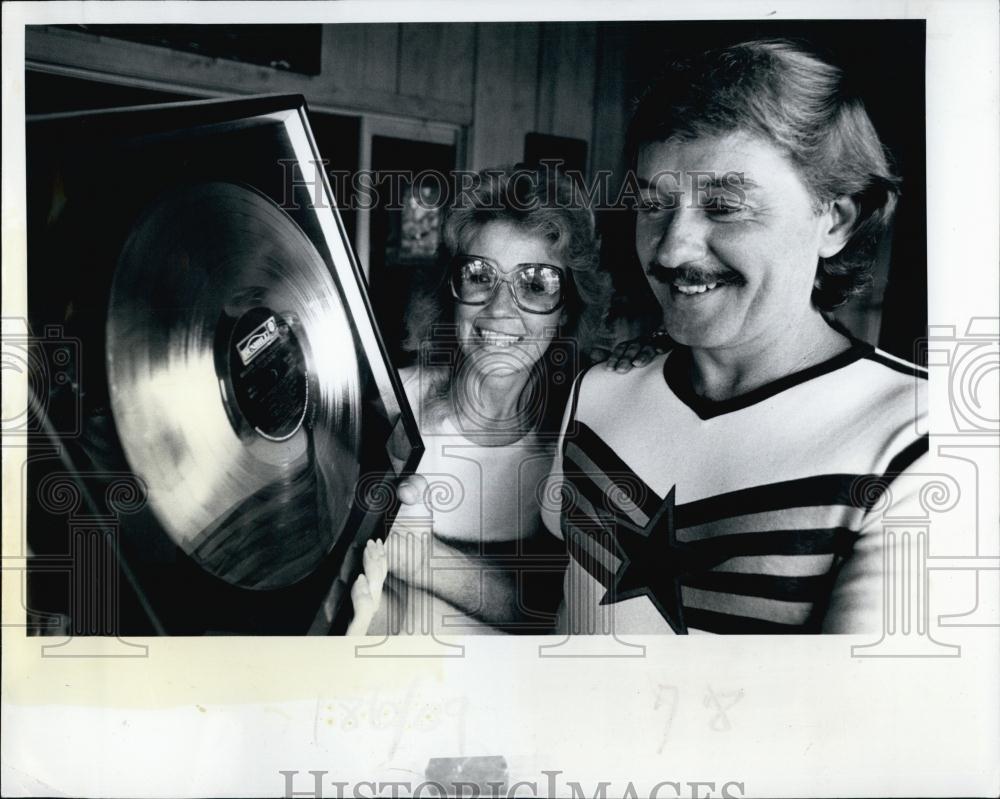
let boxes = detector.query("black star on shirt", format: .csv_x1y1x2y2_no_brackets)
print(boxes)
599,486,696,634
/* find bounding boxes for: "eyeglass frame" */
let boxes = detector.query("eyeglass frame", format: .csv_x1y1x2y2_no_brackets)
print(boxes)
447,254,567,315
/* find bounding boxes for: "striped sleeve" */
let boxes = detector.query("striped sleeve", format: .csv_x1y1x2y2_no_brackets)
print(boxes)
822,439,930,633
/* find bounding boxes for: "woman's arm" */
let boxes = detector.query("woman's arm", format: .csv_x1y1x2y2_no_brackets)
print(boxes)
384,475,564,631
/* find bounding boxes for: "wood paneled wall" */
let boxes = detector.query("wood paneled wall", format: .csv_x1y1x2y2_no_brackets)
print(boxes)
26,22,630,178
470,23,542,170
471,22,628,180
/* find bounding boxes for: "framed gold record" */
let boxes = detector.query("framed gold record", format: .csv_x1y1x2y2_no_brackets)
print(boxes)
25,95,422,635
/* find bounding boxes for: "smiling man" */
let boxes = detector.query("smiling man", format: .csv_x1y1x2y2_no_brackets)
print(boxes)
542,40,929,634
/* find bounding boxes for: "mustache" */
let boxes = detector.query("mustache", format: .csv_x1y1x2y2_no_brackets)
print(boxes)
645,264,744,286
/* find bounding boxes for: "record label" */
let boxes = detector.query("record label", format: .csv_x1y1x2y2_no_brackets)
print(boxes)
228,307,307,441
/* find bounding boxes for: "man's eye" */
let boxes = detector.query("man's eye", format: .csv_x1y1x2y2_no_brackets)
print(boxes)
703,197,745,215
637,192,671,212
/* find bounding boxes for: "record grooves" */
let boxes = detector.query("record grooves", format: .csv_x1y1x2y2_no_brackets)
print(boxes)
107,180,361,590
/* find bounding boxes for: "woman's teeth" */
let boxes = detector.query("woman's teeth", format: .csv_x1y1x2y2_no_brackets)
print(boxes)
674,282,718,295
477,329,523,346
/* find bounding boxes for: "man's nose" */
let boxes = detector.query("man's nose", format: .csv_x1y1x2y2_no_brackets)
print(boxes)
650,207,710,270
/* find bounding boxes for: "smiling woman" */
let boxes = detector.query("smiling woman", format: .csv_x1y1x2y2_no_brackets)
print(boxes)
347,167,614,636
399,168,612,438
451,224,568,389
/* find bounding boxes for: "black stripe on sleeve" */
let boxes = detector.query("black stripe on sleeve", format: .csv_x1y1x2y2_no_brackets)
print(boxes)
848,435,930,511
675,474,866,527
688,528,859,559
682,572,831,602
684,608,807,634
883,434,929,478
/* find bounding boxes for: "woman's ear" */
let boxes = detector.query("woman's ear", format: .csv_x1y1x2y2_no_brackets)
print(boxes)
559,309,569,326
818,195,860,259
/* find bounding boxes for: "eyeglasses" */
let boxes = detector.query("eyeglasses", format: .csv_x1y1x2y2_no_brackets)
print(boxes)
449,255,565,314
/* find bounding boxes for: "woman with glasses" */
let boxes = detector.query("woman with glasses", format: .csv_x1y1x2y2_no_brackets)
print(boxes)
348,167,613,636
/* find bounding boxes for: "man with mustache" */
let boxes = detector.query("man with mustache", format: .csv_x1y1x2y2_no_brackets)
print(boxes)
542,40,929,634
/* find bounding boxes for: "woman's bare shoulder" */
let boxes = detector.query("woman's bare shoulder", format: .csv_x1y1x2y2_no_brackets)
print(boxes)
395,365,454,433
396,364,448,404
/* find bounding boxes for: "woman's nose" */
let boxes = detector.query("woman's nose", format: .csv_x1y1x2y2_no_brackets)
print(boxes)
481,278,519,316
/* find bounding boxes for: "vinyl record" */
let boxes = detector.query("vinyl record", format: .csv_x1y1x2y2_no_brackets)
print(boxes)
107,181,361,590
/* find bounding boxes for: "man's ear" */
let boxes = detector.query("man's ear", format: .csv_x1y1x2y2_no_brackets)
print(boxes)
818,196,860,258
